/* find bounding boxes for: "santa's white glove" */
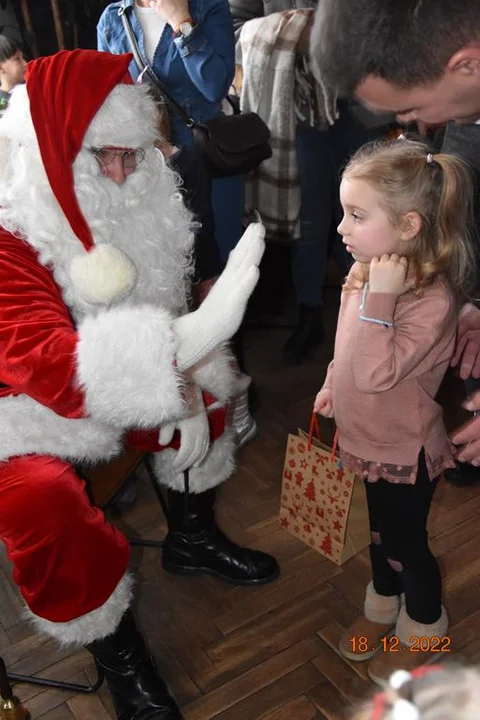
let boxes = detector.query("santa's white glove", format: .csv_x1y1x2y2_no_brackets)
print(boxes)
174,222,265,371
158,385,210,473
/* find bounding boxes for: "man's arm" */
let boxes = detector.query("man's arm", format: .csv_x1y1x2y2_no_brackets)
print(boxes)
450,303,480,463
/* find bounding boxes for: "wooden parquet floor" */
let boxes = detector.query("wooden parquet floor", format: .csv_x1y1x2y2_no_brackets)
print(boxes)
1,284,480,720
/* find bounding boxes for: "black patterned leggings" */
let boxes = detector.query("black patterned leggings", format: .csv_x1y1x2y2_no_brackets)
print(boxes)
365,450,442,625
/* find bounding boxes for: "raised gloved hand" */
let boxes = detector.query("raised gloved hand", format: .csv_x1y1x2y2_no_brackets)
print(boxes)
158,385,210,473
174,222,265,371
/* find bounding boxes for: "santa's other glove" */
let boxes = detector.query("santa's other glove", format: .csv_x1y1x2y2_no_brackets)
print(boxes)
158,385,210,473
174,222,265,371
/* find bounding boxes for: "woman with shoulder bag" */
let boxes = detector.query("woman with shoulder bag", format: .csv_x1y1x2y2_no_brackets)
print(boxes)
98,0,245,263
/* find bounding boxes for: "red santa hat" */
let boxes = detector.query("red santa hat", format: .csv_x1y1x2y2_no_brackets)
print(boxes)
25,49,144,304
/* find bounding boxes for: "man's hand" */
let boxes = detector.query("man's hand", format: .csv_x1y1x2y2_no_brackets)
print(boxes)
313,388,334,418
148,0,190,30
451,303,480,380
369,254,408,295
451,400,480,466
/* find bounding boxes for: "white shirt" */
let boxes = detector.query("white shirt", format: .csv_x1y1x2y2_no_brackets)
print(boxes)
134,3,167,63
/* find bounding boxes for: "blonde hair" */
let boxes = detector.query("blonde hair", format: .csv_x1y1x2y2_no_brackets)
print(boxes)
352,665,480,720
342,138,476,299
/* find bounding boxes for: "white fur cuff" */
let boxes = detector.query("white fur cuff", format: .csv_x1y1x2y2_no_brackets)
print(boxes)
364,581,401,625
26,573,134,647
395,605,448,646
76,305,186,428
189,345,237,403
152,429,236,493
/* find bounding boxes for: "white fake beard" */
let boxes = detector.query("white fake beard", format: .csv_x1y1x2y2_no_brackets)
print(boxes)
73,146,195,316
0,132,195,320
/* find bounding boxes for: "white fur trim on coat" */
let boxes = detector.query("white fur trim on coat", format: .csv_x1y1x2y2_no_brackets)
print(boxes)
76,305,186,428
0,394,122,464
152,429,236,493
26,573,134,647
83,85,159,151
189,345,238,404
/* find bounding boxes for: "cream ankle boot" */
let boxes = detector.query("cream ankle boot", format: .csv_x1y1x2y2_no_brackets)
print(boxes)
368,605,449,686
339,582,400,661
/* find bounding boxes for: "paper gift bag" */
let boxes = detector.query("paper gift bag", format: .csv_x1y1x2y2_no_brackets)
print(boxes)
279,414,370,565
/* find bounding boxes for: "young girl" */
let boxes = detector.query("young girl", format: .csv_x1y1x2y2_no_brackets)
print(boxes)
314,138,476,685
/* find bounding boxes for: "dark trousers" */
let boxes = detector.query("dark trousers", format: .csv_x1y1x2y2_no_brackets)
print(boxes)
293,103,391,306
365,450,442,624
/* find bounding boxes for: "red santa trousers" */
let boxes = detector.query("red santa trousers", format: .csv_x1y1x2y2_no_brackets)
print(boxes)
0,454,130,623
0,399,227,624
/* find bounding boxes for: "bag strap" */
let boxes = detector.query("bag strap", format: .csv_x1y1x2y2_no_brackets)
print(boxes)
309,411,338,460
118,1,197,127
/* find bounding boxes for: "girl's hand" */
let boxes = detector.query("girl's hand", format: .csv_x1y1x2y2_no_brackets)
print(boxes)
149,0,190,29
314,388,334,418
369,254,408,295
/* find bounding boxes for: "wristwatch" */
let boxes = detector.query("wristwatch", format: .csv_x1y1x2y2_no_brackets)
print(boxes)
173,17,196,38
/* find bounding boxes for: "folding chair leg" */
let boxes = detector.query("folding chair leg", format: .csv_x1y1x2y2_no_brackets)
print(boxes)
129,454,167,549
6,662,104,694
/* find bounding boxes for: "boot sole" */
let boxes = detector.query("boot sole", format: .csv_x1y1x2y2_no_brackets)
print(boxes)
162,561,280,586
339,628,396,662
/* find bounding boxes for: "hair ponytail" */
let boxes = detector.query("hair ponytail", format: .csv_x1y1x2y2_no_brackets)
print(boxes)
430,152,476,297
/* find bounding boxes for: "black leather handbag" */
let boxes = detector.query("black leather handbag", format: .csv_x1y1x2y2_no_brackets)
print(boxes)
119,2,272,178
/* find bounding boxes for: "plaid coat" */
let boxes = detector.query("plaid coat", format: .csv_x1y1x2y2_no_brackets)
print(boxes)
237,10,335,241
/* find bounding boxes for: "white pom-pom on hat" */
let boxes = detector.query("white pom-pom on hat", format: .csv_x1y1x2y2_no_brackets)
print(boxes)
70,244,136,305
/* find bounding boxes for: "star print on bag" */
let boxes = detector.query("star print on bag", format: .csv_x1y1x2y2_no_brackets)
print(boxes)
279,413,370,565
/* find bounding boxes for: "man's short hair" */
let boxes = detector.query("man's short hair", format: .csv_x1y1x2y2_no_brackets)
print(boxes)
311,0,480,95
0,34,22,64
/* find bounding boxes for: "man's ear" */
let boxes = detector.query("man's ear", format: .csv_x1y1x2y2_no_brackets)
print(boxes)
400,211,422,241
447,47,480,77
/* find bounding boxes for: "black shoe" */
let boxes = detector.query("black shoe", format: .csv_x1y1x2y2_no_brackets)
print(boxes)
86,611,182,720
162,488,280,585
283,304,324,365
444,462,480,487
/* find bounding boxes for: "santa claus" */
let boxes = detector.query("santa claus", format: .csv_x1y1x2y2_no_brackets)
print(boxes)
0,49,278,719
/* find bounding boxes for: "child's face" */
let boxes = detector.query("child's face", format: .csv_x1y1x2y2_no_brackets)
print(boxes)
337,177,407,264
0,50,26,87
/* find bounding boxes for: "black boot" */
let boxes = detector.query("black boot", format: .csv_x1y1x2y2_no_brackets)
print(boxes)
162,488,280,585
86,610,182,720
282,304,324,365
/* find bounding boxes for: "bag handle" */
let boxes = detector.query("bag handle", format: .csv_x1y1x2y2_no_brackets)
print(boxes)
308,411,338,461
118,1,198,127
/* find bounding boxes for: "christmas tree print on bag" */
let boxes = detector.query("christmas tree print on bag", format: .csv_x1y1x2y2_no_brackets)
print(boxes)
279,413,370,565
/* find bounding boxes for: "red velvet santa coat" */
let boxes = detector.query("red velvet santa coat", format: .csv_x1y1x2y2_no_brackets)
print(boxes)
0,228,229,465
0,50,237,492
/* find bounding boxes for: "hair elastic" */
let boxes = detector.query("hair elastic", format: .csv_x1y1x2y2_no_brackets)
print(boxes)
426,153,434,164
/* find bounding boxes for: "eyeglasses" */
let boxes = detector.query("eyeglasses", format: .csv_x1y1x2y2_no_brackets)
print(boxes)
89,146,146,175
